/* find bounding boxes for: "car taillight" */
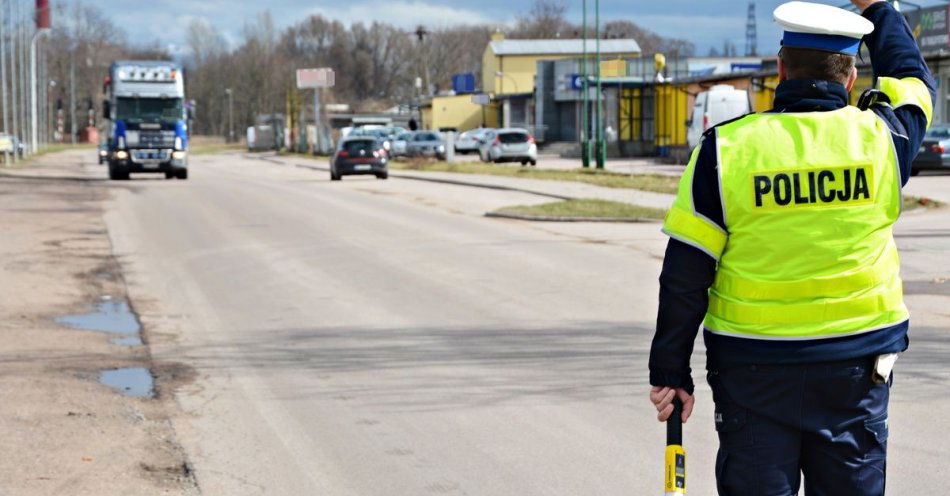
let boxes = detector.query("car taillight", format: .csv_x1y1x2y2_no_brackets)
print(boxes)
379,149,387,158
339,150,349,157
703,115,710,131
527,134,536,144
932,144,945,153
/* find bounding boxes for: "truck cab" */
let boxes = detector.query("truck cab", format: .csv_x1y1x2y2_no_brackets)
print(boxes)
103,61,190,180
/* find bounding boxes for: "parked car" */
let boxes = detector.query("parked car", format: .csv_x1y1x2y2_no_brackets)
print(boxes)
686,84,751,150
330,136,389,181
479,128,537,166
98,143,109,164
391,131,413,157
406,131,446,159
0,133,25,158
455,128,490,154
912,123,950,176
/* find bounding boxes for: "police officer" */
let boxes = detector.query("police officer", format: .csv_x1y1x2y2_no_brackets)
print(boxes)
648,1,934,494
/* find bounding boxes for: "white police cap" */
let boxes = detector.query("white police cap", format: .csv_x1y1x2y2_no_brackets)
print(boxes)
774,1,875,55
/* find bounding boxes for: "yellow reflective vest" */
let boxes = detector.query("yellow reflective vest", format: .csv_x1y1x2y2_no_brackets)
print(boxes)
663,77,932,341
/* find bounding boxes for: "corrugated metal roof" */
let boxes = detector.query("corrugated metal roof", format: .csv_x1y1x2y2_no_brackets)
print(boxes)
489,39,641,56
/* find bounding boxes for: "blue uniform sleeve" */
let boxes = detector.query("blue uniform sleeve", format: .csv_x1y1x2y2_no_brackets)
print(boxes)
650,136,724,395
863,1,937,185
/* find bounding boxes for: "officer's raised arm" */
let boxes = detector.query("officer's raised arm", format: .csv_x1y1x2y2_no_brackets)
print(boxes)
855,0,936,183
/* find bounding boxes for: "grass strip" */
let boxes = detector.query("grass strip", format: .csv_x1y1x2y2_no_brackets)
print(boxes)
491,198,666,221
389,160,679,194
904,195,944,211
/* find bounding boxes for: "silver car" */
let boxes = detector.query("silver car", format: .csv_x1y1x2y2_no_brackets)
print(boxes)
479,128,538,166
406,131,447,160
391,132,413,157
455,128,490,154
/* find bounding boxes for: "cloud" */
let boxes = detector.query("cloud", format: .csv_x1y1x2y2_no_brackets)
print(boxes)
306,0,496,29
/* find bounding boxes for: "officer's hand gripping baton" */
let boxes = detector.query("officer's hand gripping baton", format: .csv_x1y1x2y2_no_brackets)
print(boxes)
664,397,686,495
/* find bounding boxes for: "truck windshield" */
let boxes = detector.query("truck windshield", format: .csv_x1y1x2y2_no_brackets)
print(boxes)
116,97,182,123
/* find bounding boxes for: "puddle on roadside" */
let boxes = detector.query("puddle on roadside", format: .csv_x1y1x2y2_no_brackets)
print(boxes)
99,368,154,398
55,298,144,346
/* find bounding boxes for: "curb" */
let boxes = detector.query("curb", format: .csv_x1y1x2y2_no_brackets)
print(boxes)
485,211,660,223
291,161,573,201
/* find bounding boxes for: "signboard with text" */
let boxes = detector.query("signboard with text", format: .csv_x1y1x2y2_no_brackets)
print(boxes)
904,5,950,52
296,68,335,89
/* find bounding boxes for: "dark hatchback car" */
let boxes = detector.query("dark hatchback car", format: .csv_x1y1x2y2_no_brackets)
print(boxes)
912,124,950,176
330,137,389,180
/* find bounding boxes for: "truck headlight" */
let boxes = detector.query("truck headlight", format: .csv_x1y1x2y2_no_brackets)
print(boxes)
174,136,183,151
172,151,186,160
115,150,129,160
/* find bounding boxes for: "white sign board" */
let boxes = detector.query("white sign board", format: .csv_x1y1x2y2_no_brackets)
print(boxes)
296,68,335,89
471,93,491,105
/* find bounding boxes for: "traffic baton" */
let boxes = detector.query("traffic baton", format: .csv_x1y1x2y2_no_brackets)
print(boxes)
664,397,686,495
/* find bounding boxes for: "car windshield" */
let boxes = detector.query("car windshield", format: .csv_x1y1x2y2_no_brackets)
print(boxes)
116,97,182,123
498,132,529,144
926,126,950,139
342,140,378,153
414,133,439,141
396,133,412,141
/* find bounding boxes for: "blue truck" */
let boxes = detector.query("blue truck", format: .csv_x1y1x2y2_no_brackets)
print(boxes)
103,61,190,180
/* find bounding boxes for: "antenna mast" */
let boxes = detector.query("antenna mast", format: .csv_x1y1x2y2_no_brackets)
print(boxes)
745,1,758,57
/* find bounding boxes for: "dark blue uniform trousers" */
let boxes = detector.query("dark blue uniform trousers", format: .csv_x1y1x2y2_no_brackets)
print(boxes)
707,357,889,496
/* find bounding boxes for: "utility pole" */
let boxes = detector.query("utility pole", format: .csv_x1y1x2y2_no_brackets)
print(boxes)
595,0,605,169
18,0,28,154
225,88,234,143
69,51,75,145
1,0,9,164
581,0,589,168
9,0,18,163
415,26,430,96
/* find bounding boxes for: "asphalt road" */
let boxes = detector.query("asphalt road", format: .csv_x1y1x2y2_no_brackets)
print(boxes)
96,153,950,495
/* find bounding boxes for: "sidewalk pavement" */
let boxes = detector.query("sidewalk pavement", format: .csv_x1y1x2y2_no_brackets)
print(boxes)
269,154,677,211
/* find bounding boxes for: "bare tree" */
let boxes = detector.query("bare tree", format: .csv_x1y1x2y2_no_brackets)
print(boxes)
512,0,572,39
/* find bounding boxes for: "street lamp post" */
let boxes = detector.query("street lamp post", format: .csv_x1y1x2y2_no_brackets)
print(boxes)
595,0,605,169
581,0,589,168
225,88,234,143
30,27,49,154
1,0,10,164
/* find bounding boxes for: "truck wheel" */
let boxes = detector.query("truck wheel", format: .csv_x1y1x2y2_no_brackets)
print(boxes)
165,172,175,180
177,169,188,180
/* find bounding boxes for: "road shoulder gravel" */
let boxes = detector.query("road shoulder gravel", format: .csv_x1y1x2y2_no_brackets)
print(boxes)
0,151,198,495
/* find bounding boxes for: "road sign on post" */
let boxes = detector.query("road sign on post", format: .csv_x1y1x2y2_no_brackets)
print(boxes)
296,68,335,155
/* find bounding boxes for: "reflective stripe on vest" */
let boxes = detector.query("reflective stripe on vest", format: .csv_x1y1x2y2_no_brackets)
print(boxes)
662,145,728,260
702,106,909,340
876,76,933,126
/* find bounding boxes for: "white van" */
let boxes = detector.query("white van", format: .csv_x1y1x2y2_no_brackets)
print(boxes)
686,84,752,149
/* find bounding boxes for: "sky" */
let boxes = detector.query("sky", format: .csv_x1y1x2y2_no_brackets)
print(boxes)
59,0,949,57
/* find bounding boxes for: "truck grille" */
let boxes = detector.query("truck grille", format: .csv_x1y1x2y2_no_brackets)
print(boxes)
139,130,176,148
